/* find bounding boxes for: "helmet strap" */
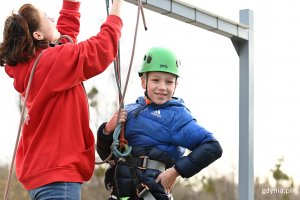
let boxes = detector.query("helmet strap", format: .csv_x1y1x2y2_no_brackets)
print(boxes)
172,76,178,96
144,73,152,102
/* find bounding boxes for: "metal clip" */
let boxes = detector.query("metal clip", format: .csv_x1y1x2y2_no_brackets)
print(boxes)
138,156,149,170
137,183,149,197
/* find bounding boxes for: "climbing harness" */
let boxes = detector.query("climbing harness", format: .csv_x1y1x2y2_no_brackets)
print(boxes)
116,156,174,200
95,0,147,164
3,35,74,200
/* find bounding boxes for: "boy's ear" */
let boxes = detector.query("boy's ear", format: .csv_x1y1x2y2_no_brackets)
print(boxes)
33,31,43,40
141,76,146,89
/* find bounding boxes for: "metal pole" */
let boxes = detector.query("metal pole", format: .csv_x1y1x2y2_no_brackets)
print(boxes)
238,9,254,200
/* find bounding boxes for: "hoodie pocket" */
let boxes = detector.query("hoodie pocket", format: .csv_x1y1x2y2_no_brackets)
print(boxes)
80,134,95,181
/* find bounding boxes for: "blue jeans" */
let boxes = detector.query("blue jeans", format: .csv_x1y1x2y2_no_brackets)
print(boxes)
28,182,82,200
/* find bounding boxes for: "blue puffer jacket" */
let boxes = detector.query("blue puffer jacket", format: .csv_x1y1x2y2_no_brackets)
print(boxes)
125,96,217,159
97,96,222,199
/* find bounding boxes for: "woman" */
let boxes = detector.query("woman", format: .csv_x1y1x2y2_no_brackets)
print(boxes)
0,0,123,199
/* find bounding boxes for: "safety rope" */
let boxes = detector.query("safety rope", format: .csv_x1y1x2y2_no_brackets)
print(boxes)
3,35,73,200
95,0,147,163
111,0,147,158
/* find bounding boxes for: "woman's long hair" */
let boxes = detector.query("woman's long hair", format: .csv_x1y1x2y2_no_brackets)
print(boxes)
0,4,49,66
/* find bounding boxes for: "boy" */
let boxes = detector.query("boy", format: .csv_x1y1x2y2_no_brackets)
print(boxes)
97,47,222,200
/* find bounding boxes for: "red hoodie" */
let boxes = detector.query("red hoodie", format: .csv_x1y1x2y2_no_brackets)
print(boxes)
5,1,122,190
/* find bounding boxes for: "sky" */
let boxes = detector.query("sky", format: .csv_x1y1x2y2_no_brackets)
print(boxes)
1,0,300,188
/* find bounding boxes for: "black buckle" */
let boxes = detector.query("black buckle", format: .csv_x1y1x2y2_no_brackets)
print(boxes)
136,183,149,197
137,156,149,170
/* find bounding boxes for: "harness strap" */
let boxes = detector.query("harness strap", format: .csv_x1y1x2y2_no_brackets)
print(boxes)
126,165,157,200
121,156,166,200
136,183,156,200
124,156,166,172
137,184,174,200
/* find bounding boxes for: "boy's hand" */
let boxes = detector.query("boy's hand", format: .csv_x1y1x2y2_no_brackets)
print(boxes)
104,109,127,135
155,167,180,193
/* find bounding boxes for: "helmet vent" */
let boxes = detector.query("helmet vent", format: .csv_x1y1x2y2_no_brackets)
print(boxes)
146,55,152,63
176,60,181,68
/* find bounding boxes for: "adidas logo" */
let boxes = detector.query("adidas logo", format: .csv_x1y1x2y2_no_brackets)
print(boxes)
150,110,161,118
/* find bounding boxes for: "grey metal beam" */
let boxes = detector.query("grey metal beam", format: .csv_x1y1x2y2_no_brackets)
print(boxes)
125,0,249,40
238,9,254,200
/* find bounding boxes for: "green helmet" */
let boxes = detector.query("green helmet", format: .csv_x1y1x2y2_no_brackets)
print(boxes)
139,47,180,77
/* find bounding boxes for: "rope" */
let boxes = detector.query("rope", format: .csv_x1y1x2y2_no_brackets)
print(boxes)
111,0,147,158
95,0,147,163
3,35,73,200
